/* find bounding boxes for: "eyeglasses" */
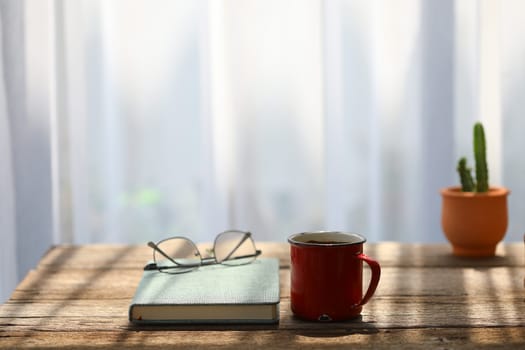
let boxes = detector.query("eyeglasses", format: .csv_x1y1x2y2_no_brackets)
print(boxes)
144,230,262,273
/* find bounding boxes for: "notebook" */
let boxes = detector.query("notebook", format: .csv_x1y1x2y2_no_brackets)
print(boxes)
129,258,280,324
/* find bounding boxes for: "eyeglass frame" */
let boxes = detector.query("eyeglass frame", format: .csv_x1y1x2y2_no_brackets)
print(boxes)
144,230,262,272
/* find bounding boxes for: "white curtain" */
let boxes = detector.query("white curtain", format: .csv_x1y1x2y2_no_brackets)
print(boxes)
2,0,525,302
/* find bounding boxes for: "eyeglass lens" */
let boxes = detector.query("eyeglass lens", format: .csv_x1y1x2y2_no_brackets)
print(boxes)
214,230,257,266
153,237,201,273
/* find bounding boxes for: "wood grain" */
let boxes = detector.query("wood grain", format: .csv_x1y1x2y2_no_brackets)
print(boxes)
1,242,524,349
2,328,525,350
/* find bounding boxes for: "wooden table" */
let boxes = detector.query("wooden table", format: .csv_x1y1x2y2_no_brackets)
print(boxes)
1,242,524,349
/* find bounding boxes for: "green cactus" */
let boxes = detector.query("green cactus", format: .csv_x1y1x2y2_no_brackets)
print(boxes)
457,157,475,192
473,122,489,192
457,122,489,193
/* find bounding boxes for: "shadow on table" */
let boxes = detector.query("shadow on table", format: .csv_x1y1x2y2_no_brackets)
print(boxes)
289,315,379,338
125,315,377,335
126,323,280,332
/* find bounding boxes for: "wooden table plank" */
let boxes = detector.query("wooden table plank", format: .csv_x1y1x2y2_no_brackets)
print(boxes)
7,266,524,301
365,242,525,268
1,295,524,330
2,328,525,350
36,242,525,269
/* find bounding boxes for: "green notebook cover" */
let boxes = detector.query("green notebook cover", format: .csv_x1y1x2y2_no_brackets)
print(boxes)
129,258,280,324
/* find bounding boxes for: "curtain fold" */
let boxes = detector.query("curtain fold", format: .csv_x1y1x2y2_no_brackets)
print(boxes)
0,1,18,303
1,0,55,303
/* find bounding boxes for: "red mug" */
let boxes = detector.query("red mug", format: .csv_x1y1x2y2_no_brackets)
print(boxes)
288,231,381,321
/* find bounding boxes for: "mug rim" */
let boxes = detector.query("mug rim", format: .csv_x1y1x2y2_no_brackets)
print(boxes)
287,231,367,247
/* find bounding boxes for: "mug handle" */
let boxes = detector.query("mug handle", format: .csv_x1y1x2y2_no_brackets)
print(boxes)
355,253,381,307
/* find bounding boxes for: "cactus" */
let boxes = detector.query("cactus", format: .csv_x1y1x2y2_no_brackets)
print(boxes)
457,122,489,193
457,157,475,192
473,122,489,192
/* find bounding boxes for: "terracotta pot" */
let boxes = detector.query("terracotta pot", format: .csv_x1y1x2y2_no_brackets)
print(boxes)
440,186,509,257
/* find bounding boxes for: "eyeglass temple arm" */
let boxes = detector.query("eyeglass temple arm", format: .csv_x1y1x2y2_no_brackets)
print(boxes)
146,249,263,270
242,249,262,259
147,241,180,267
221,232,253,262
